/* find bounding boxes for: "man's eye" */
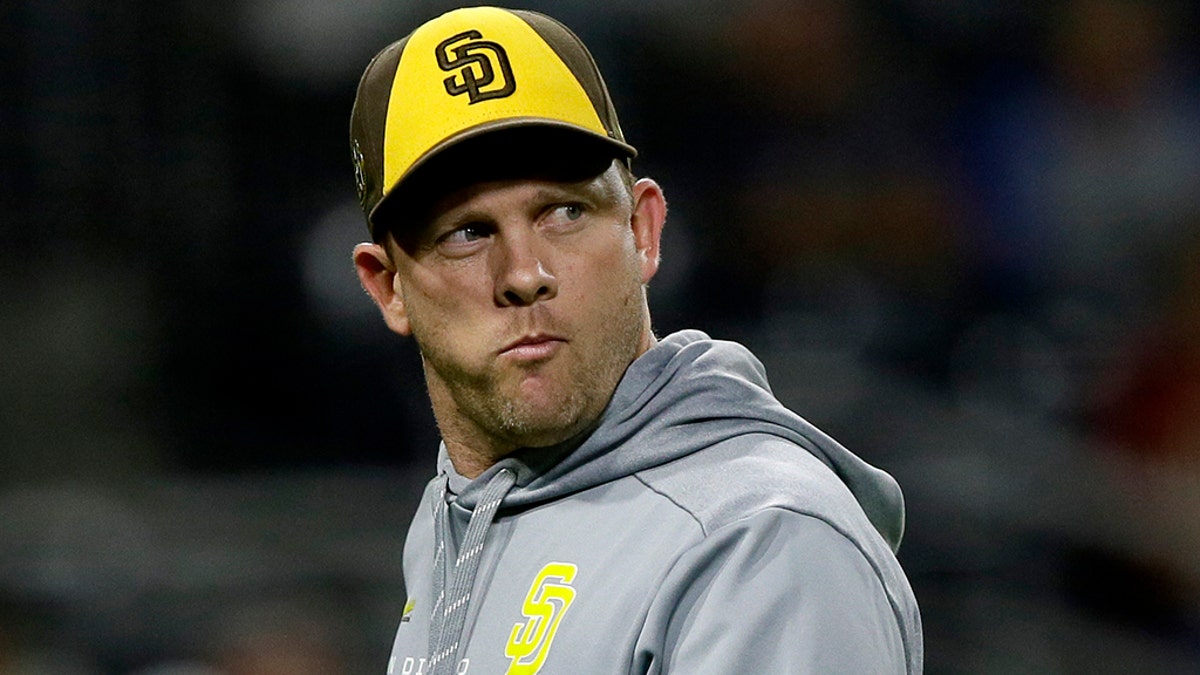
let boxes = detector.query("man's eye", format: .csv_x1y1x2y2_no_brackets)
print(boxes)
440,224,490,246
547,204,585,226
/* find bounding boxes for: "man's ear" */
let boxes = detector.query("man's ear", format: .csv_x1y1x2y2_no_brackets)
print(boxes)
353,242,412,336
630,178,667,284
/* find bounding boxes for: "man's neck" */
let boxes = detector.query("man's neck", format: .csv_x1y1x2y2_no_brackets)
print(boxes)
443,438,507,480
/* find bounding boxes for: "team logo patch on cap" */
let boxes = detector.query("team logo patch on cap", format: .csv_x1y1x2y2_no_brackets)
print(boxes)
436,30,516,104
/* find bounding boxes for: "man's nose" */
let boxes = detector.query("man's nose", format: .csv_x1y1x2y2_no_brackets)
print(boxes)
493,231,558,307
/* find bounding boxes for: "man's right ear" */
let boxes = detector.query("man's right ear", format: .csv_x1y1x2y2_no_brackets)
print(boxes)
353,242,412,336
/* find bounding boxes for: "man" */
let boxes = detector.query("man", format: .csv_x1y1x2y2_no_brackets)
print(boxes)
350,7,922,674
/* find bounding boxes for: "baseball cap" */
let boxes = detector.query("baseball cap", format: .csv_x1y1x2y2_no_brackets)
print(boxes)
349,6,638,239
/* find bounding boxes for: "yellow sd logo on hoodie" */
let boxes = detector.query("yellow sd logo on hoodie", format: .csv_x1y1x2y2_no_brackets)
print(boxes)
505,562,578,674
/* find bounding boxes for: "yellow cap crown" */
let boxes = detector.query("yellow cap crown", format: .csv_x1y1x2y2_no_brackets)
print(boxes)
349,7,636,238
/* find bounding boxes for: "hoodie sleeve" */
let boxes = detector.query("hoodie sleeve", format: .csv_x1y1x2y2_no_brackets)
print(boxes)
634,507,910,674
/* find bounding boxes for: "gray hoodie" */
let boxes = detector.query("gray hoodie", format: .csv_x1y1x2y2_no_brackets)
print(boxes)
387,330,923,674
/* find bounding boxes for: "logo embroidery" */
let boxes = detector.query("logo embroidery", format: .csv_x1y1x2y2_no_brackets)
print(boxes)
400,597,416,623
504,562,577,675
436,30,516,103
352,139,367,205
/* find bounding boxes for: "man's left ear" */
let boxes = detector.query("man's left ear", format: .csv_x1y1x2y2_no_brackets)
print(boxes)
630,178,667,284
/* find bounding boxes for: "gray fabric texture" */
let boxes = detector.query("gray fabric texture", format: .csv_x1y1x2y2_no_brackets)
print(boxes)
391,330,923,674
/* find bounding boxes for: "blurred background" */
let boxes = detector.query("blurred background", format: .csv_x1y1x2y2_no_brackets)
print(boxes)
2,0,1199,672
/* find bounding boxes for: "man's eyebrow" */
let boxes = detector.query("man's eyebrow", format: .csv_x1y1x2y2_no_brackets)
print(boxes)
530,185,583,204
422,173,619,233
533,175,618,206
436,195,558,231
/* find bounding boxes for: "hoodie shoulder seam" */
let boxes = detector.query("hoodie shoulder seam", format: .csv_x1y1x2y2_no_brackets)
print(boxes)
631,473,708,535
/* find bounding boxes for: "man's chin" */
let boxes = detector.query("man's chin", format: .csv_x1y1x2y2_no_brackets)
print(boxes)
495,413,584,448
491,395,594,449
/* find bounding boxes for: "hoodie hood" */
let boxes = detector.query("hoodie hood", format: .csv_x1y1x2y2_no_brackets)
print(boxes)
441,329,905,550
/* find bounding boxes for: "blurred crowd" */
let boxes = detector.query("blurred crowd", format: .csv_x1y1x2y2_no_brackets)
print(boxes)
2,0,1199,672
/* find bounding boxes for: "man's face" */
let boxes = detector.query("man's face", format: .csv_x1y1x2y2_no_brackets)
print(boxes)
358,160,665,462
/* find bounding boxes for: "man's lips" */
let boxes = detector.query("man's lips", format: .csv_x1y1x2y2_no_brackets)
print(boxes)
499,334,566,360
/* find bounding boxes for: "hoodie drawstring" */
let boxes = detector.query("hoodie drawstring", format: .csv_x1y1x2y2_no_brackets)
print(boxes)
428,467,517,675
